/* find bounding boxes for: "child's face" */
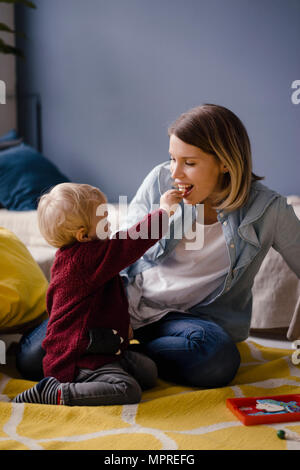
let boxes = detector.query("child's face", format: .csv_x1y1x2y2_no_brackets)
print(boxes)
88,199,111,241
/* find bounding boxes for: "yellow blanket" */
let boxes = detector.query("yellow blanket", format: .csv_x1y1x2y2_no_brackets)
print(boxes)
1,340,300,450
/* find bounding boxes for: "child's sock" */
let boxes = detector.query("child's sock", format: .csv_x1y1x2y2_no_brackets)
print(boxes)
13,377,63,405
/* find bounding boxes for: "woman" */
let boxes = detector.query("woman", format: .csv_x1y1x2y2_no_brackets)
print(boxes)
17,104,300,388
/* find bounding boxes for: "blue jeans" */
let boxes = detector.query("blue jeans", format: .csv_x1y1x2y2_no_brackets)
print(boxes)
16,319,48,381
16,312,241,388
133,312,241,388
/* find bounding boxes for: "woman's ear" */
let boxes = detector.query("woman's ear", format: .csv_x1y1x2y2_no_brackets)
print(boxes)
76,227,92,243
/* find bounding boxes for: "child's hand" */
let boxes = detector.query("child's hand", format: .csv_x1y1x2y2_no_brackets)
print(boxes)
160,189,183,216
86,328,123,355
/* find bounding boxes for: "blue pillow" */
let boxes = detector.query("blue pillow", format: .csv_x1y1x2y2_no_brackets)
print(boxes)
0,129,18,142
0,143,70,210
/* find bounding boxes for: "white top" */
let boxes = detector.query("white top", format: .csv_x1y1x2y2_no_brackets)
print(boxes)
127,220,230,329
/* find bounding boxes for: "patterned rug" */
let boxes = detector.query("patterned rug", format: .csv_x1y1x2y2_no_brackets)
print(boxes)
0,340,300,450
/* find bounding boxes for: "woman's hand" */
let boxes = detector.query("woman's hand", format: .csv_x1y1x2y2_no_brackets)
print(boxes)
160,189,184,216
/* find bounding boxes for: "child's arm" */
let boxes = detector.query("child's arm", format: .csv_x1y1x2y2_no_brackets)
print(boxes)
85,189,183,286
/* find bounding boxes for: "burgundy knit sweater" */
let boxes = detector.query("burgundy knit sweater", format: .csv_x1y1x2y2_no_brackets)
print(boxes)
42,209,168,383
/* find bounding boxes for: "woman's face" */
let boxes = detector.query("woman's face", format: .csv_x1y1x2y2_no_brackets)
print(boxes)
169,134,225,206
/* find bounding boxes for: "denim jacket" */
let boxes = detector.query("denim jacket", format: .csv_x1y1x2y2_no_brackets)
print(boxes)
120,162,300,342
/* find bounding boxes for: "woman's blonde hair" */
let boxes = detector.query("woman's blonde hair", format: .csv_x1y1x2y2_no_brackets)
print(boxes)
37,183,106,248
168,104,264,211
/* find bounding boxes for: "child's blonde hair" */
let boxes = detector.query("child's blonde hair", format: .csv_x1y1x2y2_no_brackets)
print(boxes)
38,183,106,248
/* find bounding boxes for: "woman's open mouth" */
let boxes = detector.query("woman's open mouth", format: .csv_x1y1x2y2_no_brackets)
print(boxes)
176,183,194,197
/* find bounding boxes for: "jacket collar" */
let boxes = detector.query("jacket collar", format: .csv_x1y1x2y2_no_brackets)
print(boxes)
234,182,279,247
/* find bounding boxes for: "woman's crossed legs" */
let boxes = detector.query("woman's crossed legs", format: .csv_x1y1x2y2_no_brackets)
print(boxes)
133,312,241,388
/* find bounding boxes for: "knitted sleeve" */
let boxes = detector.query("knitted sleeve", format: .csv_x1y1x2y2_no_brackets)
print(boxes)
84,209,169,286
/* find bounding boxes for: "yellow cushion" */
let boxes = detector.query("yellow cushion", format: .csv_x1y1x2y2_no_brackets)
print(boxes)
0,227,48,332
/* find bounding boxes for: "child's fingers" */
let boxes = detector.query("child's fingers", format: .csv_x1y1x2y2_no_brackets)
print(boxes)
167,189,184,198
169,188,183,193
172,192,184,200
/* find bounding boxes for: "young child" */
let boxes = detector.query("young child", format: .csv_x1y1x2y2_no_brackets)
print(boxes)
13,182,183,406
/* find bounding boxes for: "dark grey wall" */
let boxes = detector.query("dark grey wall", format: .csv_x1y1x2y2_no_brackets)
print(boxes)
16,0,300,202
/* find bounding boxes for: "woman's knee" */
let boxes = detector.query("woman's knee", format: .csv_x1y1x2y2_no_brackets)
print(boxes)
185,337,241,388
16,320,47,381
16,342,45,381
143,323,241,388
180,322,241,388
